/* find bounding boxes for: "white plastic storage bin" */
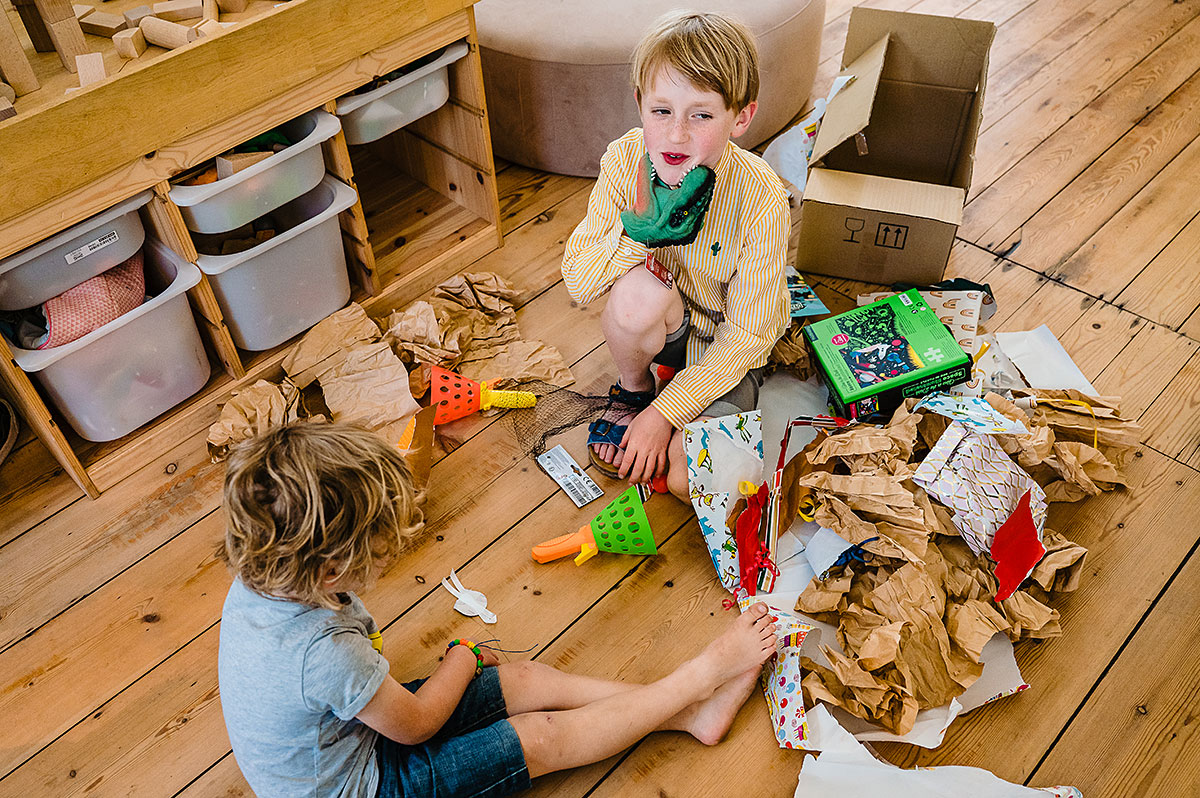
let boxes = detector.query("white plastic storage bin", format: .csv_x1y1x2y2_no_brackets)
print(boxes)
169,110,342,234
193,175,357,351
336,42,470,145
9,239,210,442
0,190,153,311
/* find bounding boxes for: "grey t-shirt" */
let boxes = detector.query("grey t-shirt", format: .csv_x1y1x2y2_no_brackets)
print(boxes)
218,578,389,798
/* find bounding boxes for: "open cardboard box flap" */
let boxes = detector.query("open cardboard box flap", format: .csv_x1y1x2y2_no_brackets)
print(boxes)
811,33,889,167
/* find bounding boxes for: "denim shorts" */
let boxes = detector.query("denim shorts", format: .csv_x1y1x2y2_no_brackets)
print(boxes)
375,668,531,798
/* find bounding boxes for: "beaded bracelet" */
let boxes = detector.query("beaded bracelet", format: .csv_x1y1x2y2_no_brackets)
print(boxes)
446,638,484,676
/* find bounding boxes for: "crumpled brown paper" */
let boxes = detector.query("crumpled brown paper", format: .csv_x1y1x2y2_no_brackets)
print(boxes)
282,303,383,389
774,391,1128,735
317,341,420,444
767,318,813,380
384,272,573,391
207,379,304,456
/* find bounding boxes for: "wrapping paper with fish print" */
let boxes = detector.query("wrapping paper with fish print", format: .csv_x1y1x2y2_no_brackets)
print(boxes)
741,597,815,748
684,412,764,590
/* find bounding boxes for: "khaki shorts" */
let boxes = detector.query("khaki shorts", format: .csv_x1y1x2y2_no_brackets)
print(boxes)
653,305,765,418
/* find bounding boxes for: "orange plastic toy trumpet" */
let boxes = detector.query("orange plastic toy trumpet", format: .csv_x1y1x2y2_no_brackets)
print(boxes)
532,485,656,565
431,365,536,425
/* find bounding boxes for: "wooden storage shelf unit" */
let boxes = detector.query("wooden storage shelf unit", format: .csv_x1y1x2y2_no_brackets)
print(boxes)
0,0,501,498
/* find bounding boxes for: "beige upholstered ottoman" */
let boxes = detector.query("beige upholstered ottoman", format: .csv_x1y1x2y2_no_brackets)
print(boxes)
476,0,826,177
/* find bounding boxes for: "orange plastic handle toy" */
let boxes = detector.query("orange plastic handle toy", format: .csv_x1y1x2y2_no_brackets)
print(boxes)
531,526,593,563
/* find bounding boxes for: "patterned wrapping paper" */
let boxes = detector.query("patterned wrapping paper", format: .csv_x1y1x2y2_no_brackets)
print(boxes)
912,422,1047,555
915,392,1030,435
684,412,764,591
859,289,986,396
741,597,815,749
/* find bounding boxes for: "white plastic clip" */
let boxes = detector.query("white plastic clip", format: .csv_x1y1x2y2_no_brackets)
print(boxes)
440,569,497,624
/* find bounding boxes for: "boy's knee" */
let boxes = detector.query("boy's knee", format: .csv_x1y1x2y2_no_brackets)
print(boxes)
500,660,551,689
603,268,681,336
510,712,559,776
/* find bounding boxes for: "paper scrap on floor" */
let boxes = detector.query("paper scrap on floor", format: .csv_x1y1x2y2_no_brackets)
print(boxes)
684,411,765,591
786,266,831,318
795,704,1082,797
739,596,815,749
916,392,1029,435
994,325,1096,394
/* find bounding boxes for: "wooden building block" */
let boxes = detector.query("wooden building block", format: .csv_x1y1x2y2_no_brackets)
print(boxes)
32,0,75,24
73,4,93,18
139,15,195,48
46,17,89,72
0,97,16,121
112,26,146,58
152,0,202,22
123,5,153,26
214,0,246,13
79,11,128,36
193,17,220,37
0,12,40,95
215,150,272,178
0,82,15,103
202,0,217,21
75,51,105,86
15,3,57,51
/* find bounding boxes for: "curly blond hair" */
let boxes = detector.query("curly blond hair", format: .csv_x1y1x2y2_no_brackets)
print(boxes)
631,10,760,111
220,422,423,609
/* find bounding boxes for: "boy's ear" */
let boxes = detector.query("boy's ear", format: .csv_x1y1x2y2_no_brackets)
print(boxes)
321,560,343,589
730,101,758,139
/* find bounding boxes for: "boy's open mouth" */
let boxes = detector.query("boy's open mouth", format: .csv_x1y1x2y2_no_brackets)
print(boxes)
662,152,688,165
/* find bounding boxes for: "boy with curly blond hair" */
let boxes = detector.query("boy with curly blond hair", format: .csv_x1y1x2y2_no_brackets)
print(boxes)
217,422,777,798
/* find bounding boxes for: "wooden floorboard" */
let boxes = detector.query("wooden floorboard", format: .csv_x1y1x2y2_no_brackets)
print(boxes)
2,0,1199,795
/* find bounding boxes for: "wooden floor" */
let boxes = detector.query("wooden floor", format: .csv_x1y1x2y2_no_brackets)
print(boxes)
2,0,1200,794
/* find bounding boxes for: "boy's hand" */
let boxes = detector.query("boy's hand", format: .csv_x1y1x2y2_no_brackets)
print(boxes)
479,646,501,667
618,405,673,484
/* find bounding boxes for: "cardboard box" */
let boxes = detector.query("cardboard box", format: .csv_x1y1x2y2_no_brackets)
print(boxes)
804,289,970,420
796,8,995,285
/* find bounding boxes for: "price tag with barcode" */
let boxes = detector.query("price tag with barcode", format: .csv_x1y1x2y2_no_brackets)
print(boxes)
537,445,604,508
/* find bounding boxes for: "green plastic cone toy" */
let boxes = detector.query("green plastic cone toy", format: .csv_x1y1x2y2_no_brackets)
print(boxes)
532,485,656,564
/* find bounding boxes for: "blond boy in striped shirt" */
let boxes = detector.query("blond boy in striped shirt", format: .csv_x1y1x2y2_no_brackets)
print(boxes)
562,11,790,499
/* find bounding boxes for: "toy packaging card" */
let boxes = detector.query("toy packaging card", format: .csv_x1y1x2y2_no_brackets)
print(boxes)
804,289,970,420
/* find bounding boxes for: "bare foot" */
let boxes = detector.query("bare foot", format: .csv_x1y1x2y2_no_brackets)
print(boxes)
688,603,776,690
680,667,761,745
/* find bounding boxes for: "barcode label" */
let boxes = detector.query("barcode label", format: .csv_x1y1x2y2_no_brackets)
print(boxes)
537,445,604,508
64,230,119,264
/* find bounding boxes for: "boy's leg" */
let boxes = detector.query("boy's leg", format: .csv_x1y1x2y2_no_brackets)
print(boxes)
665,367,765,501
594,266,685,467
507,603,775,778
497,657,762,746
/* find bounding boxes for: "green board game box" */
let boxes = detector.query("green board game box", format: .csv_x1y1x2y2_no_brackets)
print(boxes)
804,289,970,420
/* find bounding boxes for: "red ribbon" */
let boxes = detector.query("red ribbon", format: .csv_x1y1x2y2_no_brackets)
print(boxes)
736,482,771,596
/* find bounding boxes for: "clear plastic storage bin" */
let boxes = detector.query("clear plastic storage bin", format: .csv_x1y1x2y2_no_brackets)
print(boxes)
335,42,470,145
193,175,358,351
0,190,153,311
9,238,210,442
168,110,343,234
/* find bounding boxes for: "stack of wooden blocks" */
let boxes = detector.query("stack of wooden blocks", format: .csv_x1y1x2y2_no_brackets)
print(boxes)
0,0,256,113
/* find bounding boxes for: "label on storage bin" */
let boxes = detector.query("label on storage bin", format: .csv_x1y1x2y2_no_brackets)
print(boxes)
64,230,119,264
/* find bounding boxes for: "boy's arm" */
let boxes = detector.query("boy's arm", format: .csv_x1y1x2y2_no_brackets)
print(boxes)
561,142,650,305
356,645,494,745
650,196,790,428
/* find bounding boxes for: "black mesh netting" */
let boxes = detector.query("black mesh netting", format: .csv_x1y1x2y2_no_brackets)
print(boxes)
506,380,647,460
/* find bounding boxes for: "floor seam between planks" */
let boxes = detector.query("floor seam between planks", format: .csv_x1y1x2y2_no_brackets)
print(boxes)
1021,529,1200,786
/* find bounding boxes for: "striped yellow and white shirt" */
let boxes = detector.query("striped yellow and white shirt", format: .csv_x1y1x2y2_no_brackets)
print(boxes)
562,128,790,428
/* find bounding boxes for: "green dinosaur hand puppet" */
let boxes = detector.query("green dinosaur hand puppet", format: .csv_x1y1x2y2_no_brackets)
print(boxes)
620,154,716,248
